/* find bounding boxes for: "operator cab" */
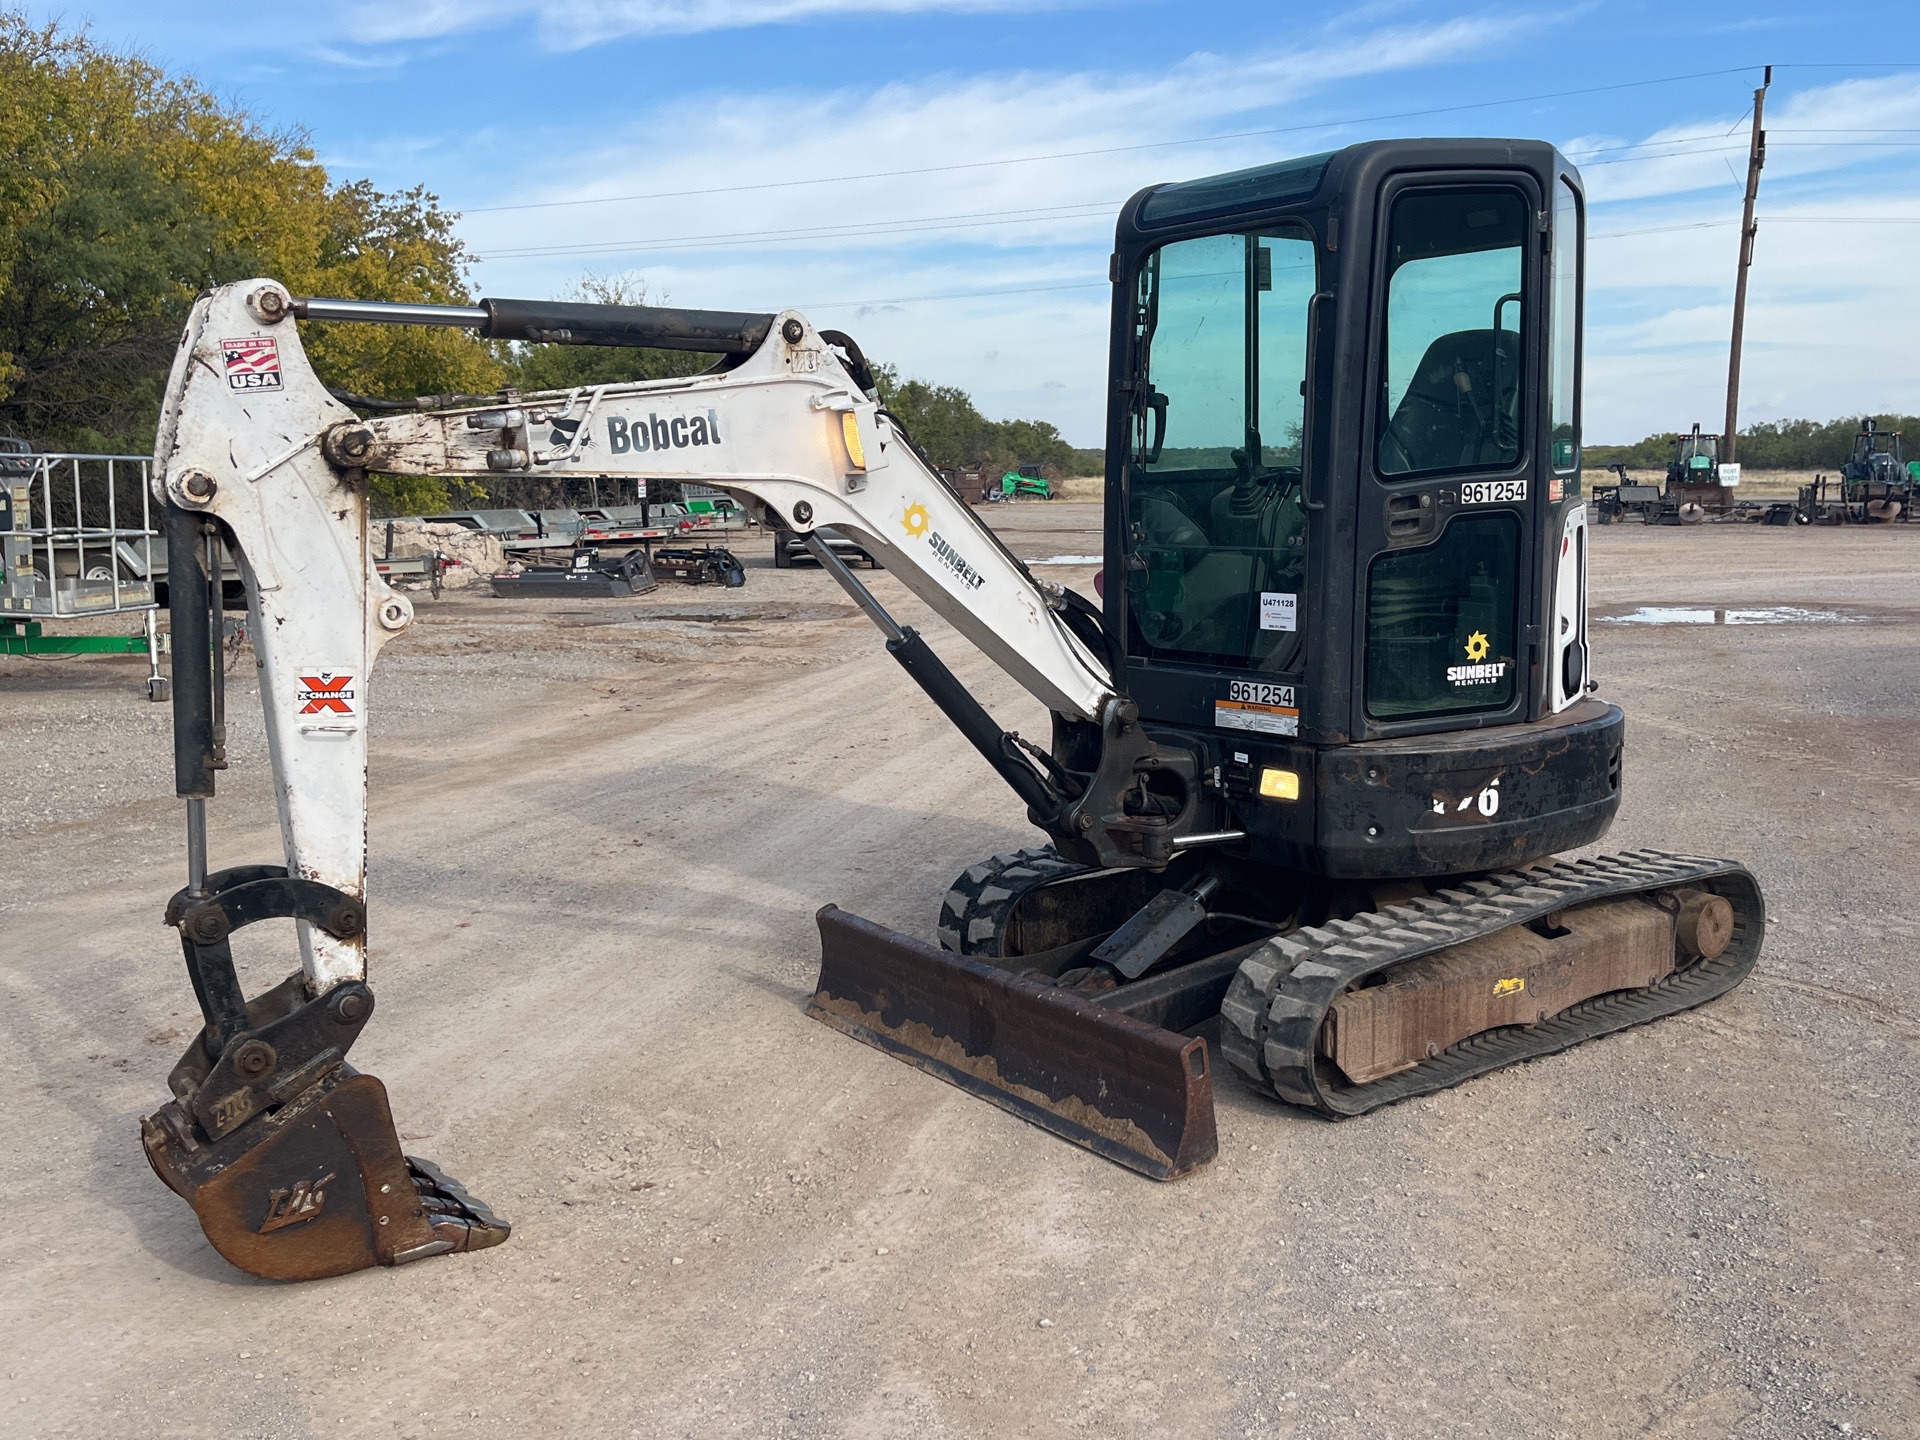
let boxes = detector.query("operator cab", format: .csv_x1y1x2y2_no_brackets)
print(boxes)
1094,140,1616,878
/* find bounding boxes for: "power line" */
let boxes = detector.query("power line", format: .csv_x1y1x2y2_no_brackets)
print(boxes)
1582,140,1920,168
778,213,1920,310
471,185,1920,265
1586,215,1920,240
466,120,1920,265
799,280,1110,310
1570,128,1920,160
459,65,1767,216
478,199,1124,261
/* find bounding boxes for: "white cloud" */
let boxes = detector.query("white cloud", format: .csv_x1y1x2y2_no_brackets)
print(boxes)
1584,201,1920,439
347,0,1081,47
451,14,1540,440
1565,74,1920,206
1569,74,1920,439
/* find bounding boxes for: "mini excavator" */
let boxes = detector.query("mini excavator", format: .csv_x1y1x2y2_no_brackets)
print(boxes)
143,139,1763,1281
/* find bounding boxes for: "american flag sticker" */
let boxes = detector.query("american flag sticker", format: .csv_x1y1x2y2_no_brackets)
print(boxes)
222,336,283,392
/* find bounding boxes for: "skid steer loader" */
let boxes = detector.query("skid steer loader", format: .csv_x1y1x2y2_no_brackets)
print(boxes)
141,137,1761,1281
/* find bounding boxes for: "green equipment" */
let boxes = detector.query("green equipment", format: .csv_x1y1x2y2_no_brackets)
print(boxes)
997,465,1053,500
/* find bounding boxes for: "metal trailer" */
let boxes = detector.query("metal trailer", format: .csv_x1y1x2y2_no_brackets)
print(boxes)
0,452,167,698
1592,465,1665,524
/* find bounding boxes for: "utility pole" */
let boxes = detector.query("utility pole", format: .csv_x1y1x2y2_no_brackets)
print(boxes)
1723,65,1770,463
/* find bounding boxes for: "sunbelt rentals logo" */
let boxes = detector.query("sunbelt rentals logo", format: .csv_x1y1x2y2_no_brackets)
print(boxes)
899,501,983,590
1447,631,1506,686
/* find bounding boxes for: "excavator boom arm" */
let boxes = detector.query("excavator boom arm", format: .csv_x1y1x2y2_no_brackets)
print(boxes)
298,293,1114,724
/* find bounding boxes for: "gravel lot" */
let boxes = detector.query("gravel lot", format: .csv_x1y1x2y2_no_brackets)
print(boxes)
2,505,1915,1439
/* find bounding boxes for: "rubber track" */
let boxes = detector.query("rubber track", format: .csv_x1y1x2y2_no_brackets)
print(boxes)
1217,849,1765,1117
936,847,1088,957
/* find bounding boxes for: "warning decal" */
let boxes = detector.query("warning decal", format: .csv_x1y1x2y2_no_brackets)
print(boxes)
297,672,356,716
1214,699,1299,737
222,336,283,392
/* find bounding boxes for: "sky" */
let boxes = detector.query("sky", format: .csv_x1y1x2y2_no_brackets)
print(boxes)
23,0,1920,445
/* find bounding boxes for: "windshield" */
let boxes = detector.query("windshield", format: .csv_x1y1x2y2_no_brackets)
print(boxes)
1126,226,1317,671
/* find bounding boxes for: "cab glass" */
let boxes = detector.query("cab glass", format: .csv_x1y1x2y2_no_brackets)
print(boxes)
1126,226,1316,672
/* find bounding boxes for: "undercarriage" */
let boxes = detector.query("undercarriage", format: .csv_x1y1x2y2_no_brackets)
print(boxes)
810,845,1762,1176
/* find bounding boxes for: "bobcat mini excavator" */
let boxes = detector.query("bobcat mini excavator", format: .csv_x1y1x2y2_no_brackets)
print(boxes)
143,139,1763,1281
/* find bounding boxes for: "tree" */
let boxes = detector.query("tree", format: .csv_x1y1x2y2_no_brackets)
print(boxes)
871,362,1077,476
0,13,500,464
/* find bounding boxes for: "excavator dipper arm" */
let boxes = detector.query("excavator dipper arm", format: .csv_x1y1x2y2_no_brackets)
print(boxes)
141,282,512,1280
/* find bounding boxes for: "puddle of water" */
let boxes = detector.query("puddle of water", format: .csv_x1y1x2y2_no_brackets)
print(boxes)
1600,605,1865,626
1031,554,1102,565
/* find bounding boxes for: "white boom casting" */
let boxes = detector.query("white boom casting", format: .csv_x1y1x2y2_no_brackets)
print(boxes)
152,282,416,991
344,305,1113,719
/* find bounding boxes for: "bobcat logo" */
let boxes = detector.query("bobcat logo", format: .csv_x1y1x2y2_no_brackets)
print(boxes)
259,1172,336,1233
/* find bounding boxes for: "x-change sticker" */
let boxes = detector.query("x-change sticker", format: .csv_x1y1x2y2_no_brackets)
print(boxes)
222,336,282,391
296,670,357,717
1215,680,1297,736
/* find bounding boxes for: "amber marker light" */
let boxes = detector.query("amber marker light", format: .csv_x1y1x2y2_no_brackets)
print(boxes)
1259,768,1300,801
840,411,867,469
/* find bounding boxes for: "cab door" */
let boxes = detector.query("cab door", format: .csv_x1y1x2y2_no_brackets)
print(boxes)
1354,173,1546,738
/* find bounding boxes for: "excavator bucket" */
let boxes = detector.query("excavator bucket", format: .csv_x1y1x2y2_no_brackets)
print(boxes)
141,969,509,1282
807,906,1217,1179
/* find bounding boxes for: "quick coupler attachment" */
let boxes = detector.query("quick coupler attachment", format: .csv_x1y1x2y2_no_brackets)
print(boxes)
143,870,508,1281
808,906,1217,1179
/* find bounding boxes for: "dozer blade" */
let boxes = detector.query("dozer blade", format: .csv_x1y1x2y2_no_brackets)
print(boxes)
141,972,508,1282
808,906,1217,1179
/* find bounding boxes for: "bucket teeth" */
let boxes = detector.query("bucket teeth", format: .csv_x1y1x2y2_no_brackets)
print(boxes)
406,1155,512,1255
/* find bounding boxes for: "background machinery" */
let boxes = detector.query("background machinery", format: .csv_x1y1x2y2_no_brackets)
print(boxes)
1843,420,1910,520
1796,419,1915,524
1592,461,1664,524
143,138,1763,1282
995,465,1054,501
1661,424,1738,522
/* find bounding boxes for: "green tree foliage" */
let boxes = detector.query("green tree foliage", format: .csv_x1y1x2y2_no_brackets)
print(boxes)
1587,415,1920,473
872,362,1077,476
0,13,500,460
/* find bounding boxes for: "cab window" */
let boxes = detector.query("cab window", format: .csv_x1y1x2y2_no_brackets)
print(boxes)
1126,226,1316,671
1365,513,1519,721
1550,177,1582,473
1377,188,1528,478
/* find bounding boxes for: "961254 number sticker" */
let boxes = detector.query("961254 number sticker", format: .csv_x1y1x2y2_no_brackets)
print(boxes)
1460,479,1526,505
1228,681,1292,708
1215,681,1298,737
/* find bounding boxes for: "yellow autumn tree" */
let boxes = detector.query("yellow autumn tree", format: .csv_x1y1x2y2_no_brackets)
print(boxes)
0,12,502,468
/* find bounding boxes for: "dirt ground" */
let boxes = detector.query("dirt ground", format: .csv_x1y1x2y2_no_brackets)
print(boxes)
3,505,1916,1440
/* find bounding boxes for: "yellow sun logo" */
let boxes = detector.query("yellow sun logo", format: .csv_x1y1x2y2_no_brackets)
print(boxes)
902,502,930,538
1463,631,1491,662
